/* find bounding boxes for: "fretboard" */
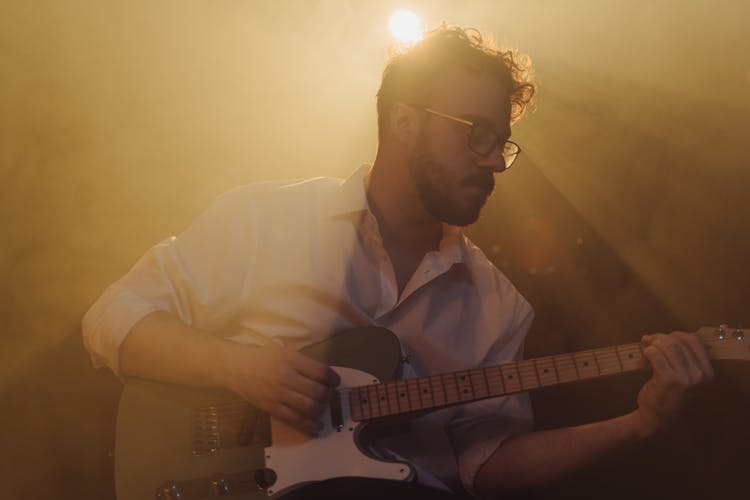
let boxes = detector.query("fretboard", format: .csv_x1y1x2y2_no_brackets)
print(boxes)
348,342,646,422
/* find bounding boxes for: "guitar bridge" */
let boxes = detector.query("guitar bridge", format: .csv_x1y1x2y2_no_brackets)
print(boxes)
191,402,270,455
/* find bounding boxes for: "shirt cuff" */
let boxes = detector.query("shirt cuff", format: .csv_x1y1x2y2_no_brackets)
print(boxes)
82,288,163,376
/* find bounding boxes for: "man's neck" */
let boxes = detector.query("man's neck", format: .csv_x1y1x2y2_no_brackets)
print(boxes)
367,154,444,295
367,157,443,256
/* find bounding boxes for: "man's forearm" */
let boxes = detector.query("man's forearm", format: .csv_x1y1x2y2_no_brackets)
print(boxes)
118,310,340,435
119,310,236,388
474,410,650,496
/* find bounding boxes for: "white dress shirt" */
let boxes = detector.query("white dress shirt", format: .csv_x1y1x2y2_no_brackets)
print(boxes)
83,165,534,494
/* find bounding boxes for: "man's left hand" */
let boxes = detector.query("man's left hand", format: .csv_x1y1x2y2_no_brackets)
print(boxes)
633,331,714,436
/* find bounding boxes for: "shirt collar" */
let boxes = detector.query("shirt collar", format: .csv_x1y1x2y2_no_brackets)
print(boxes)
323,164,371,218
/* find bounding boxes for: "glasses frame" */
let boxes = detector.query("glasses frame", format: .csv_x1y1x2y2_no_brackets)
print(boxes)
422,107,521,170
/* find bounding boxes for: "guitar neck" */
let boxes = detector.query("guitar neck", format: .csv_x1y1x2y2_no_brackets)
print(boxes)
348,341,648,422
348,323,750,422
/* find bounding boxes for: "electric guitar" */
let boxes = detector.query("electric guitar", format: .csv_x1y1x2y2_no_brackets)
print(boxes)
114,325,749,499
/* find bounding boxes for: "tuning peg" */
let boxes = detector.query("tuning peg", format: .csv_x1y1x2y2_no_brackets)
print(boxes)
734,328,745,340
717,324,728,340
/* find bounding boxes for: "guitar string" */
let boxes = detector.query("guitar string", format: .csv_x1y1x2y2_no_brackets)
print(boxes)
193,334,733,424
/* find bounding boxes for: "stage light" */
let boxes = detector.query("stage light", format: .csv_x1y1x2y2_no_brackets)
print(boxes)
388,10,422,44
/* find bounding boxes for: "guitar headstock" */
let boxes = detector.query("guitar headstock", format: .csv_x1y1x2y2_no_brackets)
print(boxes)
697,325,750,361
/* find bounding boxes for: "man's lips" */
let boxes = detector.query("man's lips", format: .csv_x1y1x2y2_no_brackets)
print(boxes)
462,173,495,194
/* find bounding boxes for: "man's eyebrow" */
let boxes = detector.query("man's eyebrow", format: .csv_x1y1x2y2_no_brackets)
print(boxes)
464,114,512,138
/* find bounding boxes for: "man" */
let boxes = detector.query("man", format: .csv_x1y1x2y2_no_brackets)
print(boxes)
83,26,713,498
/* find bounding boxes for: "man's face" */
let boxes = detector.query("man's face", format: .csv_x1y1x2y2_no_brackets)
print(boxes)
408,65,512,226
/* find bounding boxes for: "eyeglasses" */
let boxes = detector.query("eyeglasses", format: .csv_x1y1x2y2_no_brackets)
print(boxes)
422,107,521,170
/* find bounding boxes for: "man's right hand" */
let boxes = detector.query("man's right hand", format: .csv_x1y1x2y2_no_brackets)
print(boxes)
220,343,341,436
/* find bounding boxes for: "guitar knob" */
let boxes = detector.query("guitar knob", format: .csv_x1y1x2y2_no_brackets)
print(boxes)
155,481,183,499
209,476,231,495
717,324,728,340
254,468,277,490
735,328,745,340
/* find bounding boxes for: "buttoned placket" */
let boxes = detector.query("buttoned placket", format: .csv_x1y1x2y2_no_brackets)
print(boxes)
360,212,465,319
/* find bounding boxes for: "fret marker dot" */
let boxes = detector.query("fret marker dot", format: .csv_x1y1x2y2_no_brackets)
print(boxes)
543,368,549,373
463,389,469,394
583,361,589,367
400,393,406,397
628,354,634,359
380,396,385,401
423,389,428,394
508,375,514,379
460,375,466,381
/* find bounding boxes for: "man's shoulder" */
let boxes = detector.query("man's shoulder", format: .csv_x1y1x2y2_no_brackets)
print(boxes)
461,236,529,301
222,175,344,200
212,175,346,212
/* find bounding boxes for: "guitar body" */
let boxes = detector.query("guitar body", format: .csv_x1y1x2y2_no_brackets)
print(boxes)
115,327,406,500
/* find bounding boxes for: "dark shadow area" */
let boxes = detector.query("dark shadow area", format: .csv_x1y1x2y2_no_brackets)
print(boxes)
0,330,121,500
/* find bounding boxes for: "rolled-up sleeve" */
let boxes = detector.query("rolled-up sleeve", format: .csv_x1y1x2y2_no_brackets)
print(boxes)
448,295,535,494
82,187,259,375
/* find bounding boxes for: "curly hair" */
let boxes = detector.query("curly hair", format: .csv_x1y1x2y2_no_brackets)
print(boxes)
376,25,535,141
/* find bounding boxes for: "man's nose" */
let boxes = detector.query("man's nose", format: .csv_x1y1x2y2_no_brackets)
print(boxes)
473,146,507,173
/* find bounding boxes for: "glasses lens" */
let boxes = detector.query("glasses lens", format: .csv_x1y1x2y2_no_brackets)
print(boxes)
470,127,521,169
502,142,520,168
468,125,497,156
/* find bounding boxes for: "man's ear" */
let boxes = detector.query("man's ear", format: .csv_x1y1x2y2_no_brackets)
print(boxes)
389,102,420,145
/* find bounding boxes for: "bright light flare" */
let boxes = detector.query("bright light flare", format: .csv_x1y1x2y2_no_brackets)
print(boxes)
388,10,422,44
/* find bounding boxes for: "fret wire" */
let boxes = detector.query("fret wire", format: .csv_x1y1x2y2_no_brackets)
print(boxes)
417,377,431,409
426,375,437,409
575,351,598,379
569,353,581,380
517,362,525,390
360,386,371,420
349,387,358,420
537,356,560,387
427,377,436,408
500,363,522,393
386,381,400,414
463,371,475,400
427,376,436,408
591,349,602,375
470,368,488,399
375,383,390,417
485,366,502,396
482,368,492,396
437,374,448,406
551,355,561,383
454,371,465,401
468,370,477,399
594,348,621,374
432,375,446,407
512,362,523,391
498,365,507,394
559,354,578,382
468,370,478,399
407,378,422,410
367,384,380,418
455,371,467,401
396,380,410,413
530,359,542,387
518,361,538,389
613,345,625,372
450,371,460,403
619,344,644,370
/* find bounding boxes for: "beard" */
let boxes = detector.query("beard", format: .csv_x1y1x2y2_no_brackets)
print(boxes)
408,135,495,227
